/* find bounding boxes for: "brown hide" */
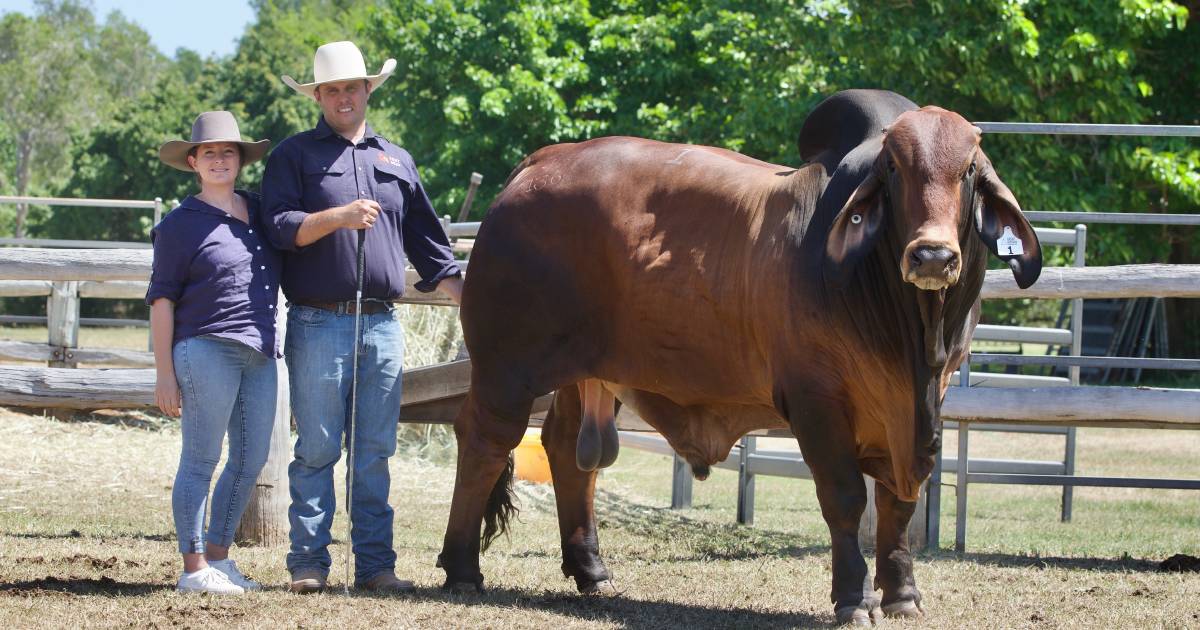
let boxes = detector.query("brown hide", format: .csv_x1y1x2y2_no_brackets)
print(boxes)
464,122,1033,503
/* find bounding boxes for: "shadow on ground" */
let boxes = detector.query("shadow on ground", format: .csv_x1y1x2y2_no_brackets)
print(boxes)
6,530,174,542
0,576,171,597
927,549,1161,572
406,585,826,629
513,486,832,563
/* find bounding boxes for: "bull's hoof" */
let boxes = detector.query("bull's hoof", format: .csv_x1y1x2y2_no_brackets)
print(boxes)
834,606,873,627
881,599,923,619
578,579,618,596
444,581,483,594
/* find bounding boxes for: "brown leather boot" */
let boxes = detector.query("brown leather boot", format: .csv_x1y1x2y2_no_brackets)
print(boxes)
356,572,416,594
288,568,327,594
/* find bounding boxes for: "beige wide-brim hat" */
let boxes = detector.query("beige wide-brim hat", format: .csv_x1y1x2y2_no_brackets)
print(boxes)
282,40,396,101
158,111,270,172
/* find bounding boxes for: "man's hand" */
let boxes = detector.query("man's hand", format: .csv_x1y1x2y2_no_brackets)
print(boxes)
439,274,464,306
296,199,382,246
339,199,382,230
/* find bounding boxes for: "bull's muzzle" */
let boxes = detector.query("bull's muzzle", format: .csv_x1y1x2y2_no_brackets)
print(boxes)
903,243,960,290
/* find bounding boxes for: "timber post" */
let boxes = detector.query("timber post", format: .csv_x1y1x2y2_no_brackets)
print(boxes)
235,292,290,545
46,280,80,368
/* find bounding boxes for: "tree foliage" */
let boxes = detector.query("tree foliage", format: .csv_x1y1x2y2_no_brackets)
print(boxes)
0,0,165,236
2,0,1197,346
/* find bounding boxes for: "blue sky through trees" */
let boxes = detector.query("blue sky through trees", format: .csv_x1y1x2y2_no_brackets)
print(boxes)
0,0,253,58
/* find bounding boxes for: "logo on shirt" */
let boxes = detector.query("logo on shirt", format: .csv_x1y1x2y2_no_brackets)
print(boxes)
377,152,405,168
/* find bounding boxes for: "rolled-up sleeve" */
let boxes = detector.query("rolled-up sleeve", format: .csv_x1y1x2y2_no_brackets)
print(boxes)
261,143,308,252
404,178,462,293
145,224,189,305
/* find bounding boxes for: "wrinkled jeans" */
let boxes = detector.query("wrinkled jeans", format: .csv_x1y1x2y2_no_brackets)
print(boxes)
284,305,404,582
172,335,277,554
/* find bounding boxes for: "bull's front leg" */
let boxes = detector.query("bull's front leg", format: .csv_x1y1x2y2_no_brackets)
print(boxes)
541,385,616,594
874,480,924,618
789,397,881,626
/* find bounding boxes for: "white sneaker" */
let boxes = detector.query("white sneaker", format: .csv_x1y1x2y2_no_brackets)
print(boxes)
176,566,245,594
208,559,262,591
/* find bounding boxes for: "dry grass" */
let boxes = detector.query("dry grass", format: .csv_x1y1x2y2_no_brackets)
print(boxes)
1,406,1198,629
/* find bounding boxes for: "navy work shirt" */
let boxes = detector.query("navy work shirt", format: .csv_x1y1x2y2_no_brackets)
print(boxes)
260,117,460,302
145,191,283,358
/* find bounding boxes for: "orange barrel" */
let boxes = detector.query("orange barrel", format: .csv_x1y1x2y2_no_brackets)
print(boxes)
513,428,552,483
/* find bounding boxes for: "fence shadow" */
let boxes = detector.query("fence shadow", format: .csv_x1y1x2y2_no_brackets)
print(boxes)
0,576,170,597
6,530,175,543
929,549,1161,573
405,584,827,629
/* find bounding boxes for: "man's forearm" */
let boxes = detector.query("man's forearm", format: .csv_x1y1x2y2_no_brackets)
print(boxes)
295,207,346,247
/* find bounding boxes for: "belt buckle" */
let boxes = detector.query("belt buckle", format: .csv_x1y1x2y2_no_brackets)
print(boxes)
336,301,350,316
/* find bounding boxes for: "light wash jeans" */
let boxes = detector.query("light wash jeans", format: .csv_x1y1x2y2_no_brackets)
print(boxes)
284,305,404,583
172,335,277,554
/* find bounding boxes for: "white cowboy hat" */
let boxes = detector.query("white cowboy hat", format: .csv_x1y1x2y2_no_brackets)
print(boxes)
282,41,396,101
158,111,270,172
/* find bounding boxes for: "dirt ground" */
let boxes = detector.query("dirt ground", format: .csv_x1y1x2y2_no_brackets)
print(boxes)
1,407,1197,629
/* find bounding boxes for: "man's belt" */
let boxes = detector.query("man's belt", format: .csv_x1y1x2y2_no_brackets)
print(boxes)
289,298,395,315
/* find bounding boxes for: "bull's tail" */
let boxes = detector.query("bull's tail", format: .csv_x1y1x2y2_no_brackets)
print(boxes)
480,452,519,552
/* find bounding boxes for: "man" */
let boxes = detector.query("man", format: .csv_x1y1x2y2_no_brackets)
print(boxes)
262,40,463,594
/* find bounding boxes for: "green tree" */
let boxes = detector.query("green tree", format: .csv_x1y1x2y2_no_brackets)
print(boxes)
0,2,98,237
365,0,832,217
819,0,1193,350
0,0,165,238
55,58,226,242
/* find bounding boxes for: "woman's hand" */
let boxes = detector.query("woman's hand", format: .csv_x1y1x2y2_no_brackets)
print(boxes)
156,373,182,417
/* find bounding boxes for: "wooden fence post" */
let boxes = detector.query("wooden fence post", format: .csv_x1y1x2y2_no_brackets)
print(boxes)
235,295,290,545
47,281,79,368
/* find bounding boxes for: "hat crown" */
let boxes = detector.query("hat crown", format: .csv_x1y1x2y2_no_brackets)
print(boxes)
312,41,368,84
189,111,243,143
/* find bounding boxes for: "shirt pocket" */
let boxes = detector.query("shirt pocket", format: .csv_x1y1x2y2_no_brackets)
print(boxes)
372,162,412,215
302,156,351,210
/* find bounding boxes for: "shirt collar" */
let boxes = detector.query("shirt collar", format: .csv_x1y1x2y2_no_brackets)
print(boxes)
314,116,378,145
178,190,258,221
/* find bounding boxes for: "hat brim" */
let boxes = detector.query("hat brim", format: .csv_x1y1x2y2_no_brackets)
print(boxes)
282,58,397,101
158,138,272,172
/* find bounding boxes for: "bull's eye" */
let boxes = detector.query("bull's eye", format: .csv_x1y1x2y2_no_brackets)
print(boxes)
965,162,976,180
850,214,863,225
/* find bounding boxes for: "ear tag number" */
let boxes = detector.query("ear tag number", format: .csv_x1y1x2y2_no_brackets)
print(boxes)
997,226,1024,256
850,214,863,225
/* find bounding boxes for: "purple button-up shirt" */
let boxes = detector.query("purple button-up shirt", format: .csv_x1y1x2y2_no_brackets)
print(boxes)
261,117,461,302
145,191,282,358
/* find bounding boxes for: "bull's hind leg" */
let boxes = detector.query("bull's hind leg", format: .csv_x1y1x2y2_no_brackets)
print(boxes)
874,480,923,618
789,397,881,626
542,385,617,595
438,386,532,591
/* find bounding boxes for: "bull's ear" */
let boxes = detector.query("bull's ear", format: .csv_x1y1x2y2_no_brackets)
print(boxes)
975,160,1042,289
824,174,886,287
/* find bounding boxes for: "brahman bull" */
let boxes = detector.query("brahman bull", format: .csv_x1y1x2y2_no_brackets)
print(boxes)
438,89,1041,625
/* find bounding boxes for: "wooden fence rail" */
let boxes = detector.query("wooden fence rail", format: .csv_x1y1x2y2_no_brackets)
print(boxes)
1,361,1196,428
3,248,1200,299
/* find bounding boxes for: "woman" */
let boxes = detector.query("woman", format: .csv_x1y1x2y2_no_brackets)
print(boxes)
148,111,280,594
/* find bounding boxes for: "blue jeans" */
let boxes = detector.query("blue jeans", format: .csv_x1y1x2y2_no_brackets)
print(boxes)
172,335,278,554
284,305,404,582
